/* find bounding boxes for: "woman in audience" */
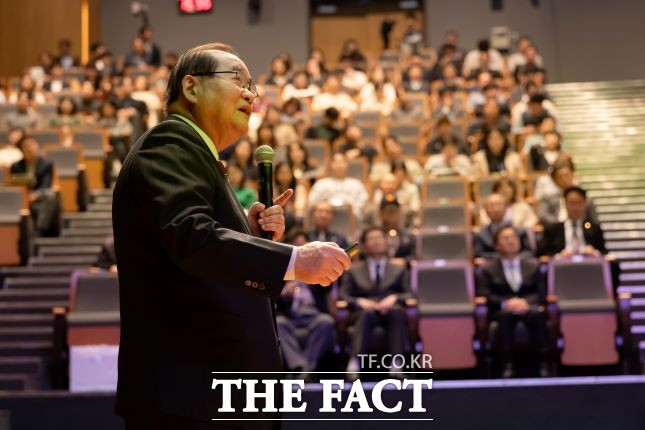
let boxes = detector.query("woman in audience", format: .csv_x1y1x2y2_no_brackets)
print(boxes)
226,162,256,210
263,56,290,88
48,96,82,128
424,138,473,177
230,136,257,182
8,75,47,104
286,141,321,182
281,70,320,104
359,65,397,116
529,130,567,171
305,57,326,87
479,177,538,229
472,128,524,176
275,161,307,222
130,75,161,128
95,99,133,184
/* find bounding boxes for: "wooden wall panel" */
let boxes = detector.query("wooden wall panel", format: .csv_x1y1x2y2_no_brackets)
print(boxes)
0,0,101,78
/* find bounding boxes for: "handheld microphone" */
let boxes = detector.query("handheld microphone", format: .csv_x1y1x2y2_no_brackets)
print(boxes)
254,145,275,240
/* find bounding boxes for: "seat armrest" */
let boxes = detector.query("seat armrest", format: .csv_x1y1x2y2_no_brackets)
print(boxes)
617,292,634,373
403,298,418,352
474,296,489,352
51,306,69,389
334,300,350,354
546,294,560,374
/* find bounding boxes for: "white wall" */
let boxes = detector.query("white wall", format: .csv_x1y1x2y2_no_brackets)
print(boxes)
101,0,309,78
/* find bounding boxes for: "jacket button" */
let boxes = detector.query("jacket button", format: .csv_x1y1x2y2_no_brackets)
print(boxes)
259,283,266,291
252,282,259,288
245,280,251,286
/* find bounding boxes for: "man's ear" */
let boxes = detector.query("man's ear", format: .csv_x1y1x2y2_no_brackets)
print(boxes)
181,75,199,104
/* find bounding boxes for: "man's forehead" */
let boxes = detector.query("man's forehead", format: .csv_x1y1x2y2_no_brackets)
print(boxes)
209,50,250,75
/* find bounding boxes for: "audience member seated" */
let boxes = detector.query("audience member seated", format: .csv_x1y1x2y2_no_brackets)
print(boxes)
311,73,357,116
359,65,397,116
228,136,257,182
48,96,82,128
337,124,377,164
304,107,342,148
370,135,424,184
379,197,416,261
281,70,320,103
480,178,538,229
10,136,60,237
94,235,117,272
367,172,420,228
275,162,306,226
276,230,336,378
467,100,511,142
341,227,413,378
306,201,348,248
537,162,598,224
529,131,567,172
0,128,26,168
227,162,256,210
424,139,473,177
472,129,524,176
539,186,607,258
401,64,429,94
4,91,40,130
339,59,368,95
431,87,466,122
263,56,290,88
462,39,504,78
338,38,367,71
425,116,469,155
123,37,149,69
474,194,534,260
507,36,545,75
139,25,161,67
477,225,548,378
308,153,369,221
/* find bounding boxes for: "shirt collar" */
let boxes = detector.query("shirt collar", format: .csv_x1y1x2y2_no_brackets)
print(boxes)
171,113,219,161
502,256,520,267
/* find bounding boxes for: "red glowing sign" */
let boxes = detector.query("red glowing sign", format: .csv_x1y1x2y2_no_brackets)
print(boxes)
179,0,213,14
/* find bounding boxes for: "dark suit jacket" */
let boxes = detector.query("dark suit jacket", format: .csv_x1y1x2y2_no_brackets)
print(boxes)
477,258,546,314
340,259,412,309
538,220,607,257
10,157,53,190
112,117,293,425
473,224,534,260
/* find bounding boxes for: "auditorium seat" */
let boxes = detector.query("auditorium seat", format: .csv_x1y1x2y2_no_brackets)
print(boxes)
352,111,380,125
416,229,472,261
72,129,108,190
421,203,470,230
346,158,368,182
411,260,488,369
0,187,29,266
422,177,470,204
31,130,62,147
44,145,87,212
547,256,634,370
303,138,329,170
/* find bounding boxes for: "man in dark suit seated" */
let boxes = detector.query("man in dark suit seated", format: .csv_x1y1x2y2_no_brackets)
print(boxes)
276,230,335,380
307,200,348,248
539,186,607,258
10,136,60,237
379,196,416,261
340,227,413,378
477,225,548,378
473,193,533,260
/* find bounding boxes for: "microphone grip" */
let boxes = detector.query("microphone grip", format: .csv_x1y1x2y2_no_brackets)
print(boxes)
257,161,273,240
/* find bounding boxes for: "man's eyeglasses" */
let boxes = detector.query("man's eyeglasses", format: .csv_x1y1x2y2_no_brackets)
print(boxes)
191,70,258,98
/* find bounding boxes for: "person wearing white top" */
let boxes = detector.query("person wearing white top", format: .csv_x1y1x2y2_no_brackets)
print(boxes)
307,152,368,221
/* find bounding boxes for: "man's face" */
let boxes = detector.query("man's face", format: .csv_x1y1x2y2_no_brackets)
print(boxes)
565,192,586,221
495,228,521,257
325,76,340,94
485,194,507,223
16,94,30,112
21,138,39,163
191,51,255,140
554,168,574,190
312,203,333,229
379,174,399,195
363,229,387,257
330,154,348,178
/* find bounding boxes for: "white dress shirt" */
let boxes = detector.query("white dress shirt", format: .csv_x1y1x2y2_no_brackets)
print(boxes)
367,257,387,285
502,256,522,292
564,219,586,254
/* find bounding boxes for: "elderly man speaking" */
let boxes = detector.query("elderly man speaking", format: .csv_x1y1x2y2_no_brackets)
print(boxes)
112,43,351,429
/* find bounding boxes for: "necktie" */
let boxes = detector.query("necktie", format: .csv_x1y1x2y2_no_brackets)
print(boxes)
508,261,521,292
571,221,580,254
375,263,381,288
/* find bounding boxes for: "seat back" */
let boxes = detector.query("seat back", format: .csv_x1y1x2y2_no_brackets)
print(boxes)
548,257,618,365
31,129,61,147
422,203,469,229
389,123,420,140
73,130,106,158
347,158,368,182
0,187,23,222
423,177,469,204
352,111,380,125
411,260,477,369
416,229,471,261
303,139,329,168
70,271,120,313
330,204,355,242
45,147,79,178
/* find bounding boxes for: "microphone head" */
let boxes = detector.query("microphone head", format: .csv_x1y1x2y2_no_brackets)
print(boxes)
254,145,275,164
